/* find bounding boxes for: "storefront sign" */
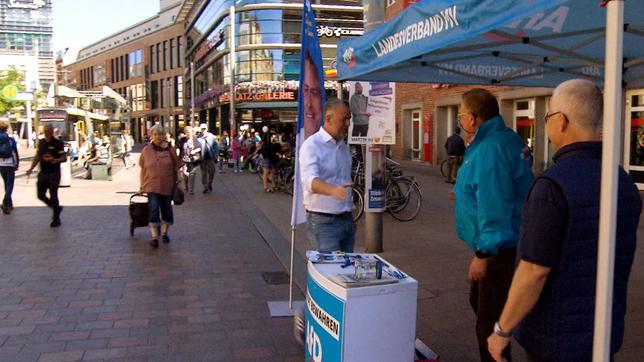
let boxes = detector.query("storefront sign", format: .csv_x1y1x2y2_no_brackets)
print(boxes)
348,81,396,145
194,29,225,61
306,276,345,362
219,91,295,103
317,26,364,38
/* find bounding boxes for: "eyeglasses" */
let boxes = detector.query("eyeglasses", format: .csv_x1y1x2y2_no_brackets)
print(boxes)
544,111,569,124
457,112,476,127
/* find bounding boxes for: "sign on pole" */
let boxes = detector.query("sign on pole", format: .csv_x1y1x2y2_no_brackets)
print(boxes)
348,81,396,145
1,84,19,100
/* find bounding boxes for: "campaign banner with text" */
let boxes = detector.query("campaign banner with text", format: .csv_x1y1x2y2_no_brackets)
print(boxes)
348,81,395,145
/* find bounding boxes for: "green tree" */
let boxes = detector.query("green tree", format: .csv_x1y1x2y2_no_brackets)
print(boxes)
0,66,24,115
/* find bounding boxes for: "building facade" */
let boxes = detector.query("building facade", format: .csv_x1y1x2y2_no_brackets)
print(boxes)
178,0,363,135
0,0,54,91
62,0,185,142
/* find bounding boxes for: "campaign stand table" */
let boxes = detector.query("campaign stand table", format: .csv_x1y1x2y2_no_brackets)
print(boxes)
305,256,418,362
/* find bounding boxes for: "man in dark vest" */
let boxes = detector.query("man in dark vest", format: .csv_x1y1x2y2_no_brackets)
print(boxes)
487,79,642,361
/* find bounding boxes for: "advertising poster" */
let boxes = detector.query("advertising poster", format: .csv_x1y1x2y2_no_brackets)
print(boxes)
365,145,386,212
305,276,345,362
348,81,396,145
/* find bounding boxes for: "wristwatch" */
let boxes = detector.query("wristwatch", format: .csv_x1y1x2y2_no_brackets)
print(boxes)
494,322,511,338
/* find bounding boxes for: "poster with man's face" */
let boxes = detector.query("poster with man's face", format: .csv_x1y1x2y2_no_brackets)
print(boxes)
348,81,396,145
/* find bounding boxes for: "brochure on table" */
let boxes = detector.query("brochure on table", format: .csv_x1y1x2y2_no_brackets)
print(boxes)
305,252,418,362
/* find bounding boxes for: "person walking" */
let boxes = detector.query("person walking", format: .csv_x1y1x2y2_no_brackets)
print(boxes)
119,129,134,168
487,79,642,362
444,127,465,183
138,124,182,248
299,98,354,252
218,131,230,173
0,121,19,215
454,88,534,362
26,124,67,227
198,124,217,193
181,126,201,195
231,131,242,173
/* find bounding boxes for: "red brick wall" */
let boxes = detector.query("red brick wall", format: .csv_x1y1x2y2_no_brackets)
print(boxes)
392,84,512,163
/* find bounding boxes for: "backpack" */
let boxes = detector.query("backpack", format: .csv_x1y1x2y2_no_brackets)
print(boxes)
0,136,14,159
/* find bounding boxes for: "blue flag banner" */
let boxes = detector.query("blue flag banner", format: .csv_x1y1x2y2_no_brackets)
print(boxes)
291,0,327,226
336,0,644,88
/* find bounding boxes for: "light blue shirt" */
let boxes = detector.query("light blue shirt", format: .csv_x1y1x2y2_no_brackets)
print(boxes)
299,127,353,214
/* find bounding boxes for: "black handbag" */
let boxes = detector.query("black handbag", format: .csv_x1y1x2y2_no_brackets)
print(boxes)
172,183,184,205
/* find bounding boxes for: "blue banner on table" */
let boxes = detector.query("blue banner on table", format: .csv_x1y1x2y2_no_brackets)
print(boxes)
291,0,327,226
305,275,345,362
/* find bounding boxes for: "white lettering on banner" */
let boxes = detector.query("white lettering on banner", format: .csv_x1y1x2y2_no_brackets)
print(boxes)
8,0,45,9
505,6,569,33
306,291,340,341
436,63,542,79
306,321,323,362
371,5,459,58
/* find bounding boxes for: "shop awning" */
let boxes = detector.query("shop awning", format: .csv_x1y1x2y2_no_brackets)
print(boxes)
336,0,644,88
65,107,110,121
236,101,298,109
336,1,643,359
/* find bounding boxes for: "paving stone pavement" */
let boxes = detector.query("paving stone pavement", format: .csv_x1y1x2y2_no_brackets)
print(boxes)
219,161,644,362
0,159,304,361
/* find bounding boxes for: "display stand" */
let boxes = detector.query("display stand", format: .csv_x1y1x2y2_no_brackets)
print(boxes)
305,254,418,362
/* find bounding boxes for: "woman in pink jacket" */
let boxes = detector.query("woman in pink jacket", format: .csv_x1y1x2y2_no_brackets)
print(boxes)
231,131,242,173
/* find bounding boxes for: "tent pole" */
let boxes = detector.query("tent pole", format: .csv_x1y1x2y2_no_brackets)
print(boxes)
594,1,624,361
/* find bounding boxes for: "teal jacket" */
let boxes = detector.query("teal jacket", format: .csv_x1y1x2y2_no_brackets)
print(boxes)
454,116,534,255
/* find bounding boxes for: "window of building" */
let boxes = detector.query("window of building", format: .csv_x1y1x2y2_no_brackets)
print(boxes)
156,43,161,73
125,54,129,81
120,55,126,82
513,98,536,150
169,39,174,69
128,49,143,78
94,65,105,85
177,36,183,68
110,59,115,83
151,80,159,109
150,46,155,75
163,41,168,71
175,76,183,107
160,79,165,108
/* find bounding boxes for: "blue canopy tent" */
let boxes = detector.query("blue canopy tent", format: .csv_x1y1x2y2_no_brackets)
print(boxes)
336,0,643,360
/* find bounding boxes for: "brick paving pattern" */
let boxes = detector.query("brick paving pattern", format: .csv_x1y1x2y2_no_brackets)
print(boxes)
0,156,304,362
1,148,643,361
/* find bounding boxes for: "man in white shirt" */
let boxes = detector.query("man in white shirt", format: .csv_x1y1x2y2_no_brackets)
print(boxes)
299,98,354,252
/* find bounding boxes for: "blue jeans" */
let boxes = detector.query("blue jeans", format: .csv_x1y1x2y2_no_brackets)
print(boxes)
0,166,15,207
306,212,355,252
147,192,173,226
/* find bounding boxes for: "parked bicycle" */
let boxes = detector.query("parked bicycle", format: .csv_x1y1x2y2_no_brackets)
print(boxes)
351,157,423,222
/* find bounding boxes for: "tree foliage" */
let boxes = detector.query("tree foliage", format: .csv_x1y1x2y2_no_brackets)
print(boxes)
0,67,25,115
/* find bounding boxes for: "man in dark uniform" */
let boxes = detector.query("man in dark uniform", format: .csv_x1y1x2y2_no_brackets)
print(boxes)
26,124,66,227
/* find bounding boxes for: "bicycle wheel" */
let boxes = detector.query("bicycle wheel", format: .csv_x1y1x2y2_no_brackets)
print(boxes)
387,178,422,221
351,186,364,222
440,160,449,180
284,169,294,195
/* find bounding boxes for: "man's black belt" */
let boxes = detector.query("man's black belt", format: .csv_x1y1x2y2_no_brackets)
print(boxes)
306,210,352,219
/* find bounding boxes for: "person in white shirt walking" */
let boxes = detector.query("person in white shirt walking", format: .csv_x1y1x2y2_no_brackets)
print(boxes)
299,98,354,252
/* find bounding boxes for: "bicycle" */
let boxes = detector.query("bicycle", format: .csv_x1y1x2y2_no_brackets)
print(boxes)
351,158,423,222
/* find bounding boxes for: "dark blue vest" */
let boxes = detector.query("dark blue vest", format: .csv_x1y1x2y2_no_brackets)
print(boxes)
515,142,641,361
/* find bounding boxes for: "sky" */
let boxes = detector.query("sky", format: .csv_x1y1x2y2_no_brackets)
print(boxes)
53,0,160,54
